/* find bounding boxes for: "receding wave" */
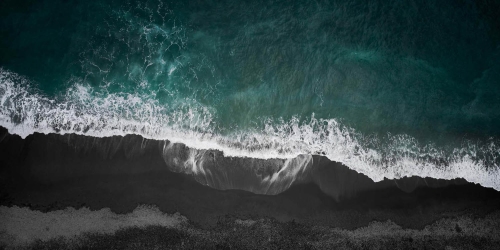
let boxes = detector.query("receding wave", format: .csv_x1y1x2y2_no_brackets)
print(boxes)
1,68,499,191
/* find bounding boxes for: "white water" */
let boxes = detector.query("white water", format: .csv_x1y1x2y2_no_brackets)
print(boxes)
1,68,499,191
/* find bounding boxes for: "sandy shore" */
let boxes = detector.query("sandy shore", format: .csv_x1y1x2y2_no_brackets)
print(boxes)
1,126,500,248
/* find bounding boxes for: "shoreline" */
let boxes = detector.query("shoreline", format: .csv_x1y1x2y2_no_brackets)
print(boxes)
0,128,500,221
1,125,500,248
0,126,480,197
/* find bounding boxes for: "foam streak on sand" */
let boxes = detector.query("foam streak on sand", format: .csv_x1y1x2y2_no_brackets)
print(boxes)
1,68,500,191
0,205,187,247
1,205,500,249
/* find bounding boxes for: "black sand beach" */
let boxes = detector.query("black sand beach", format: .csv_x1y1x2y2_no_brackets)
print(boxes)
1,126,500,249
2,0,500,248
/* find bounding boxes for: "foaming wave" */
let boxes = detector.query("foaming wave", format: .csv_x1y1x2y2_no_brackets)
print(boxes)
0,68,215,144
1,69,499,191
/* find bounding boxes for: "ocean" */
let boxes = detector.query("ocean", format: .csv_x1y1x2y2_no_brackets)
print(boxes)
1,0,500,248
1,0,499,191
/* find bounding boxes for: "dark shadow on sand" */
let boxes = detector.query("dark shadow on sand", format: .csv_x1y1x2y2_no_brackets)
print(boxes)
1,126,500,230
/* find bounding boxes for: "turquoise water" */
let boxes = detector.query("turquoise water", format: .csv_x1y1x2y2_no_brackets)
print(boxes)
1,0,500,189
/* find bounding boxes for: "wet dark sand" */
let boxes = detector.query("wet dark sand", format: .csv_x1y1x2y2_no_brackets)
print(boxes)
1,126,500,248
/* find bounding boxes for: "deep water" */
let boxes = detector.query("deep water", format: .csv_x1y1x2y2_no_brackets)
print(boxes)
1,0,500,191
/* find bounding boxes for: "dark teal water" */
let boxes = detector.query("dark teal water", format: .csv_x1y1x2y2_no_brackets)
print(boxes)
1,0,500,189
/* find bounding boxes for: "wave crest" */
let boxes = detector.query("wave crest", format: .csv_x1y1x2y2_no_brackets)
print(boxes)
1,69,499,191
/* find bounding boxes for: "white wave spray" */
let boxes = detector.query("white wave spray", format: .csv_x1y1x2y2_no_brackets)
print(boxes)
1,68,499,191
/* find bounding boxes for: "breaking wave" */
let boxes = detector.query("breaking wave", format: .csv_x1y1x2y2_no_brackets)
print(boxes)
1,68,499,191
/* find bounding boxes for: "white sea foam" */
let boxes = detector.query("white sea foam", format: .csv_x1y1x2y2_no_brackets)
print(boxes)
1,68,499,191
